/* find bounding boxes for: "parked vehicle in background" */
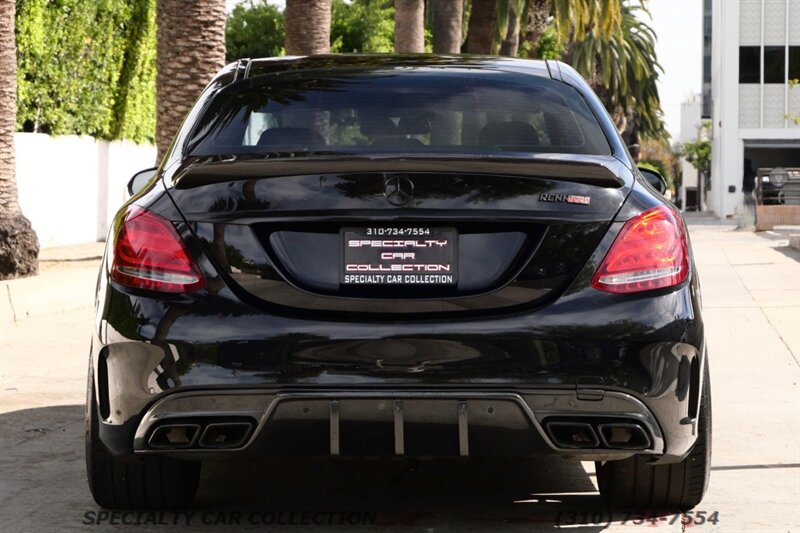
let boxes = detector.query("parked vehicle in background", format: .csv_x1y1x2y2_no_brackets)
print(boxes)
757,167,800,205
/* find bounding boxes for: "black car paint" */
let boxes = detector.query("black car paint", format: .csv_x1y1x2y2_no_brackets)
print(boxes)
175,167,625,315
91,56,705,466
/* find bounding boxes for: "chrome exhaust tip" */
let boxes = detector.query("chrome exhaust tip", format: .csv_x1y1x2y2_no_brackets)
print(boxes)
147,423,201,449
545,421,600,449
597,422,651,450
198,422,254,449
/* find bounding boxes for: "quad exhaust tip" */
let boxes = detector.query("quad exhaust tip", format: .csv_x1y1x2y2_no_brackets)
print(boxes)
147,420,254,450
545,421,600,449
198,422,253,449
148,423,201,449
544,419,652,450
598,422,651,450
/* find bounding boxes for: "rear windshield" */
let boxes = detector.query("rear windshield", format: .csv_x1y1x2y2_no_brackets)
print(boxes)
189,68,611,157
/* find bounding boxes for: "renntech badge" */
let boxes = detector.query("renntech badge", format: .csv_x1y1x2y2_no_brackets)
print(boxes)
539,193,591,205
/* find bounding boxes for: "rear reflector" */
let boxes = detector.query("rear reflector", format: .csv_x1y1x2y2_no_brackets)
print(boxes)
592,206,689,294
110,206,205,293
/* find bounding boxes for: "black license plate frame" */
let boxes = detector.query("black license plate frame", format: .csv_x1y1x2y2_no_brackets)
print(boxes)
340,227,458,286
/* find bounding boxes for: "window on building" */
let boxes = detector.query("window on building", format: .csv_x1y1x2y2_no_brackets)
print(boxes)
764,47,786,84
790,46,800,81
739,47,760,83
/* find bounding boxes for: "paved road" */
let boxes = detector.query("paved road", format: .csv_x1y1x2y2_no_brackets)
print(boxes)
1,226,798,532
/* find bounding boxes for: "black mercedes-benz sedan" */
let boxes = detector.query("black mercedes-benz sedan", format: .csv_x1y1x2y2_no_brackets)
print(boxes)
86,55,710,511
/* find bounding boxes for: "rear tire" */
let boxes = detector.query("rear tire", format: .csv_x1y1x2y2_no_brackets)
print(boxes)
596,362,711,510
85,378,200,509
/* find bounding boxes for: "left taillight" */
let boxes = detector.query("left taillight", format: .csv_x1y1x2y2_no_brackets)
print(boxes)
110,206,206,293
592,205,689,294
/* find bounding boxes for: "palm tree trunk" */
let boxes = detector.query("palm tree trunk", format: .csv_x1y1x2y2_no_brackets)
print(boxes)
520,0,549,58
499,3,521,56
0,1,39,279
432,0,463,54
395,0,425,53
156,0,226,162
285,0,332,55
466,0,497,54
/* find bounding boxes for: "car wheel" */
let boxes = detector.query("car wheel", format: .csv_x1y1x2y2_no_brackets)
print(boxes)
596,362,711,510
85,374,200,509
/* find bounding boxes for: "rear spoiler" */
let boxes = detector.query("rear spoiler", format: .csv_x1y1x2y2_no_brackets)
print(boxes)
172,154,629,189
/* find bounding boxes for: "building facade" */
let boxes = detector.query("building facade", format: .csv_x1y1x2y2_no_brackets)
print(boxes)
679,95,703,211
708,0,799,218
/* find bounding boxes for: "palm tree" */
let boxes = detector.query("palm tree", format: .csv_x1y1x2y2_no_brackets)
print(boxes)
497,0,526,56
395,0,425,53
156,0,226,162
570,1,666,143
519,0,549,58
466,0,497,54
551,0,622,42
285,0,333,55
432,0,463,54
0,1,39,279
519,0,622,58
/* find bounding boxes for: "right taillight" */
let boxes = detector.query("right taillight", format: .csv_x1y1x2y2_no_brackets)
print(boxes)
592,206,689,294
110,206,205,293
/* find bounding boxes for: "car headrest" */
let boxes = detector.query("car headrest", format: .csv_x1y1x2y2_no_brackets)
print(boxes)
543,111,585,147
478,121,540,148
359,115,398,136
257,127,326,148
396,113,431,135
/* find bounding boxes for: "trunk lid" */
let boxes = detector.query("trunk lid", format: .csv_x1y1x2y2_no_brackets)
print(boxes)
167,155,632,317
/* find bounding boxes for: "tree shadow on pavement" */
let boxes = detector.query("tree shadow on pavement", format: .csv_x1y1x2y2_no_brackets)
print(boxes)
770,244,800,263
0,405,613,532
198,456,606,530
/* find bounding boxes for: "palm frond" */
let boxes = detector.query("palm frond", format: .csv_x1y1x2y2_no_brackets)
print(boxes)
569,0,666,140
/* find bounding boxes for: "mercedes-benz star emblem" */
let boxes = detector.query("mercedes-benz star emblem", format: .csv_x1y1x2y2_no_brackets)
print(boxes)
383,175,415,206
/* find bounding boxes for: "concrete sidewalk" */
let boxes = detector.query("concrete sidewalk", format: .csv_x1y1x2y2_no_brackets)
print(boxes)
689,223,800,362
685,223,799,531
1,242,105,325
0,243,104,414
1,228,798,532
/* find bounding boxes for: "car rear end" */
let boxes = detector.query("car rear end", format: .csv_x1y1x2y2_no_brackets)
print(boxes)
86,56,709,511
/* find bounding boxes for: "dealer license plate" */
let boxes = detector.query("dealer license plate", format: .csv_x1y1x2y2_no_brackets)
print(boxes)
340,227,458,286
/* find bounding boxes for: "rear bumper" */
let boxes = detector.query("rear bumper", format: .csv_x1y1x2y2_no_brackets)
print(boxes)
114,387,665,461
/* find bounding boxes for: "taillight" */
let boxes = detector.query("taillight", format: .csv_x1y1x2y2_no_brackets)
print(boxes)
110,206,205,293
592,206,689,294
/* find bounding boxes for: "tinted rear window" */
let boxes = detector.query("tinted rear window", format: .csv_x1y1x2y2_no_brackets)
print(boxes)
189,68,611,157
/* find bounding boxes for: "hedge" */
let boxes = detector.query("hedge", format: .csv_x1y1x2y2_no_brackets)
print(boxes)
15,0,156,144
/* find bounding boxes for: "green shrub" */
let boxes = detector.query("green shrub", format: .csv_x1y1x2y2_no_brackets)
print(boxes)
16,0,156,143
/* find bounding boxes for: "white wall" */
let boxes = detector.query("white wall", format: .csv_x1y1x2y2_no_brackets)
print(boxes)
710,0,741,218
679,96,703,211
15,133,156,248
